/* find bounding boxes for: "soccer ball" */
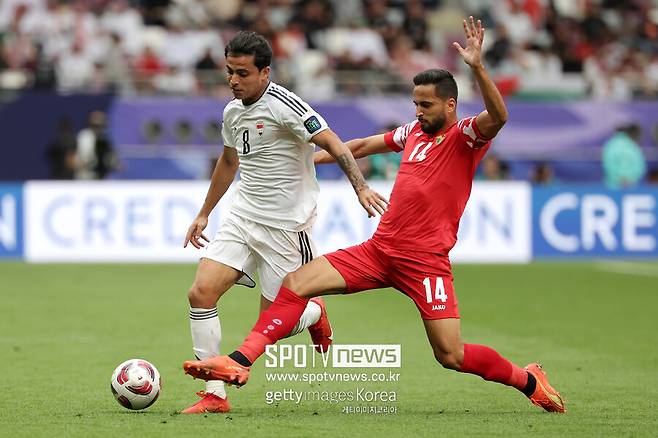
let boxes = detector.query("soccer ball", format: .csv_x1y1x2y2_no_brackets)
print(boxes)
110,359,161,410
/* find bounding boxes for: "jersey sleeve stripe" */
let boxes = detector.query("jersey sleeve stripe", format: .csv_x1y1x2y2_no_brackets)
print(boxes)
384,131,402,151
470,116,490,140
268,88,307,115
272,85,310,112
267,91,305,117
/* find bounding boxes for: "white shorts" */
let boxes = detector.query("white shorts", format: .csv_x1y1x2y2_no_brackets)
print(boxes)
202,213,316,301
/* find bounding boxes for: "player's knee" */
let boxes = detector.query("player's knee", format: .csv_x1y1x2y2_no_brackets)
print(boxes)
281,271,306,296
187,282,218,307
434,349,464,371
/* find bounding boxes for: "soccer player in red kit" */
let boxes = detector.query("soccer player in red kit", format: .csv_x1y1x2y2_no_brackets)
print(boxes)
183,17,566,413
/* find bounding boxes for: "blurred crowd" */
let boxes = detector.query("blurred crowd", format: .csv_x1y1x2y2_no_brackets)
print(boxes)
1,0,658,100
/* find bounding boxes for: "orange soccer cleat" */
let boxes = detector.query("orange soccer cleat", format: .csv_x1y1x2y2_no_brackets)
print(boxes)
525,363,566,413
308,297,333,353
183,356,251,387
181,391,231,414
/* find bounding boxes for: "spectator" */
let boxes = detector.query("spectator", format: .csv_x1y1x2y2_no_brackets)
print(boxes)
479,154,509,180
402,0,428,49
75,110,118,180
602,123,647,188
133,45,164,93
484,24,512,69
368,123,403,180
0,36,8,70
153,64,196,95
46,118,77,180
140,0,170,27
494,0,535,47
31,41,56,89
56,42,95,93
160,20,201,70
290,0,334,49
390,35,442,84
195,47,222,93
647,167,658,185
369,152,401,180
100,0,144,56
529,161,554,185
335,19,390,69
103,33,132,94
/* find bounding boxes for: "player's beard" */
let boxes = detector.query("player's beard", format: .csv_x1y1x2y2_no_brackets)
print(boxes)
420,115,446,135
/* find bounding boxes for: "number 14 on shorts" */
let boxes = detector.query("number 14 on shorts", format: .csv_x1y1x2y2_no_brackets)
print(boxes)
422,277,448,304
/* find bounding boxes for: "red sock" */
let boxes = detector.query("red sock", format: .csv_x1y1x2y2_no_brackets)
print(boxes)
237,287,309,363
460,344,528,391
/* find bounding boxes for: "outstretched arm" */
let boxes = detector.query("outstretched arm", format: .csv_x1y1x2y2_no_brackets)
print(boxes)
314,134,390,164
184,146,239,248
453,16,508,139
311,129,388,216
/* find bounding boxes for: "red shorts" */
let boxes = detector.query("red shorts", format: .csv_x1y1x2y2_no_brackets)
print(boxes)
324,239,459,320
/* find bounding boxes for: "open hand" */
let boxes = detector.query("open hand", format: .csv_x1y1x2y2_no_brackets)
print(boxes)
357,187,389,217
184,215,210,249
453,16,485,68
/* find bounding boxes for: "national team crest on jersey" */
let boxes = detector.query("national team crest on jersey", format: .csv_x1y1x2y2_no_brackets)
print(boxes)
436,134,445,145
256,121,264,136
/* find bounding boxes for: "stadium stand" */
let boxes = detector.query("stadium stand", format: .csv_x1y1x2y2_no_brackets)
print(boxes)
0,0,657,182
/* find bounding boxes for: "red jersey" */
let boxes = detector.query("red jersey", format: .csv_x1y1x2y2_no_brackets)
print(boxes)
373,116,492,255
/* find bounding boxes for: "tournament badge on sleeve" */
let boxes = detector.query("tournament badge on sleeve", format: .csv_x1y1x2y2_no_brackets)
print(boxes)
256,121,264,136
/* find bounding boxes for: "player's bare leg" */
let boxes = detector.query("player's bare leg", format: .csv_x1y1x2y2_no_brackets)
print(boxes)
423,318,464,370
259,295,272,312
182,258,241,414
183,257,346,385
423,318,565,413
189,258,242,308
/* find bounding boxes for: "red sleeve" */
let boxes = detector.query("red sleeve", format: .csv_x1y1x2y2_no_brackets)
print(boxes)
456,116,490,150
383,130,401,152
383,120,417,152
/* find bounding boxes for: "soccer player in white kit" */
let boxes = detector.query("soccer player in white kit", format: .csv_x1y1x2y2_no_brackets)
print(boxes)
181,31,388,414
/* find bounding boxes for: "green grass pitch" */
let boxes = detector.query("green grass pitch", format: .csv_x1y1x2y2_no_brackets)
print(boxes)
1,262,657,437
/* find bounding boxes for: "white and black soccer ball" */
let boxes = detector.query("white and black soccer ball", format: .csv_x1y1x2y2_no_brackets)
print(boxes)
110,359,161,410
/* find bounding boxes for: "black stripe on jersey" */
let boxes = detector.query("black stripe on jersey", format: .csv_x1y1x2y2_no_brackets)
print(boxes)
302,231,314,261
267,92,304,117
298,232,309,264
269,86,309,114
267,90,306,116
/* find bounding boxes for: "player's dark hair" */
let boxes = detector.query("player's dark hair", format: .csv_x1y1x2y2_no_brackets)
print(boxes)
224,31,272,70
413,69,458,100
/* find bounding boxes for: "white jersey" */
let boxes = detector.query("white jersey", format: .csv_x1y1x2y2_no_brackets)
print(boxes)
221,82,329,231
